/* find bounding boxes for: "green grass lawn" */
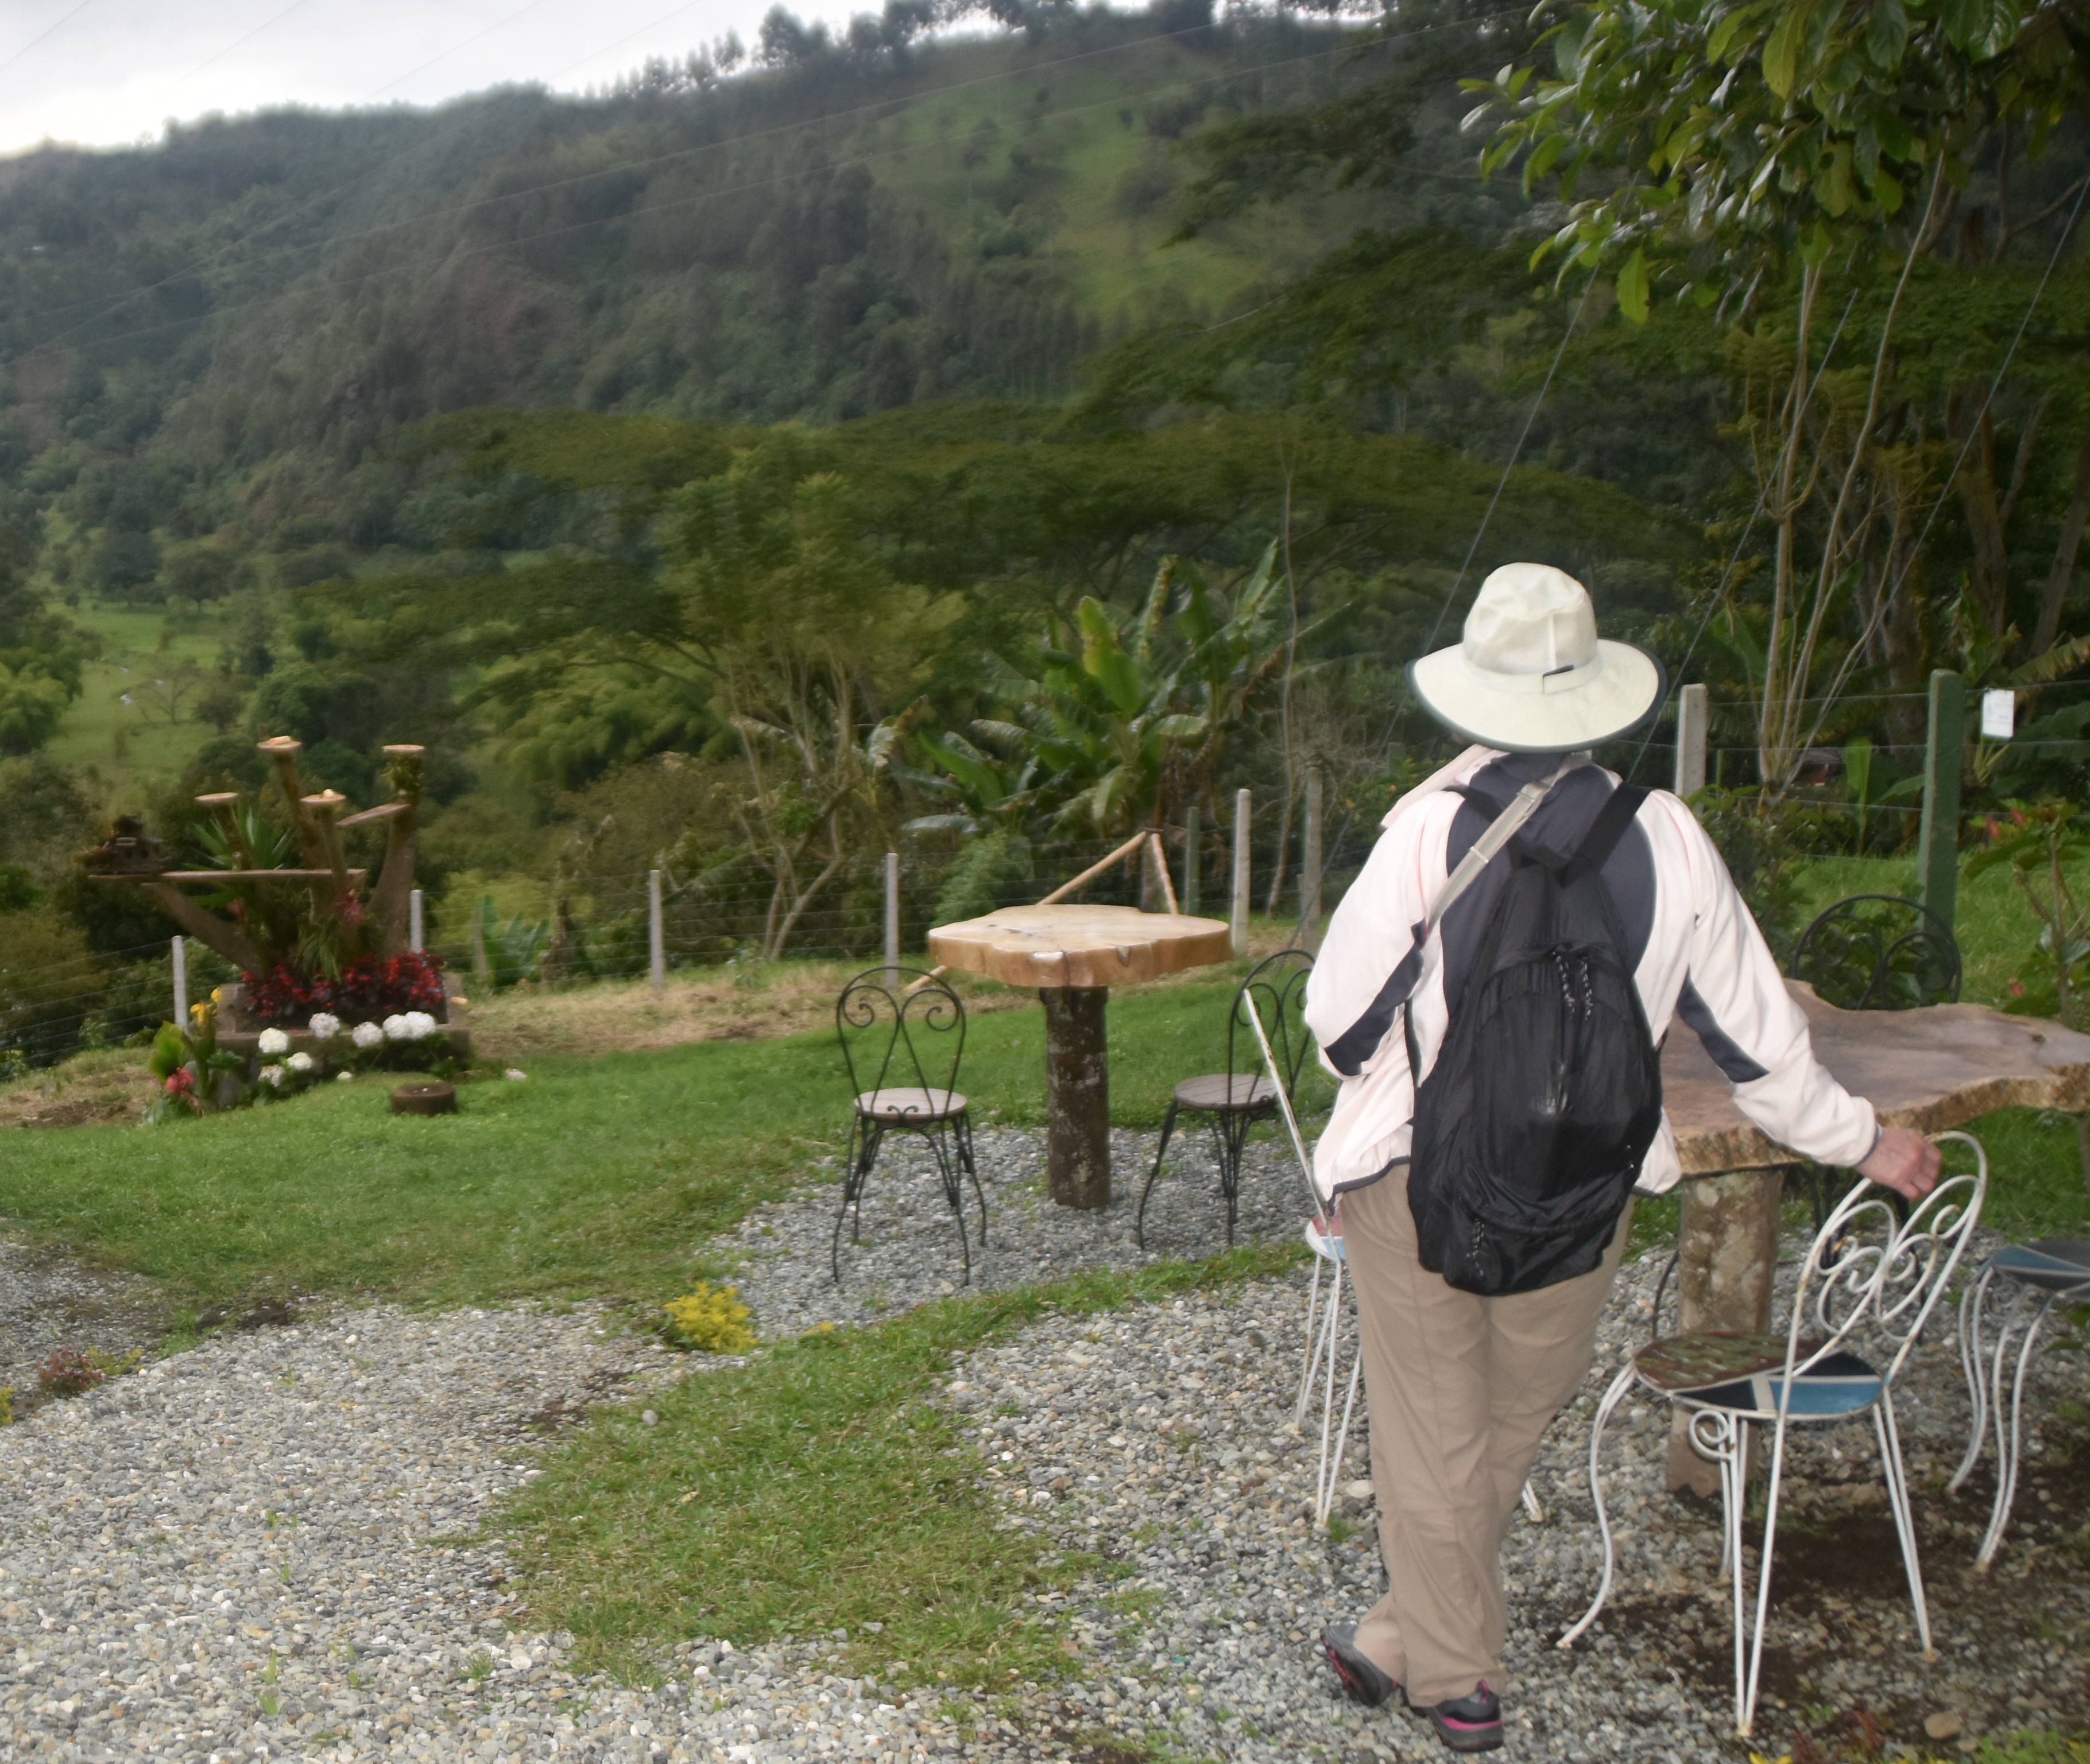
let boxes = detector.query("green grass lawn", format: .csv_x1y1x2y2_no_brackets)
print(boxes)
502,1244,1296,1685
0,976,1295,1315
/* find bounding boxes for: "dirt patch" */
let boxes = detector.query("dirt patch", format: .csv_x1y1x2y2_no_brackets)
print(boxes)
465,928,1288,1065
0,1050,158,1129
1582,1455,2090,1761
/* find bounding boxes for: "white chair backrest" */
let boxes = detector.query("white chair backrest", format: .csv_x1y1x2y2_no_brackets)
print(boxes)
1785,1131,1987,1395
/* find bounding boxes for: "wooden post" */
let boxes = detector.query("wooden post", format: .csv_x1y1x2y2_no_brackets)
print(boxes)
408,888,424,952
171,937,187,1028
1666,1170,1786,1494
648,869,666,993
1675,683,1708,800
1300,765,1324,952
1231,788,1251,959
1041,987,1110,1208
1919,669,1964,932
883,851,900,983
1182,805,1201,918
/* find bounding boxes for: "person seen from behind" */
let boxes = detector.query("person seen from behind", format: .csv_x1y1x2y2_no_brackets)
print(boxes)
1301,564,1940,1753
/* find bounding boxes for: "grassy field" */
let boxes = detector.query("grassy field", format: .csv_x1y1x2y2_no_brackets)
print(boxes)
0,970,1303,1315
44,600,231,796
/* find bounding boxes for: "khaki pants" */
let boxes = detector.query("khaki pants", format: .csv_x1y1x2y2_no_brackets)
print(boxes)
1342,1170,1632,1703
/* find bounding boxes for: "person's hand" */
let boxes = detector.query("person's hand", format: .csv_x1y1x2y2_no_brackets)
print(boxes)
1855,1125,1941,1201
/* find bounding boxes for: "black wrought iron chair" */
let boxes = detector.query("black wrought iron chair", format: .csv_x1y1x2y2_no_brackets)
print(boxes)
1135,948,1315,1249
833,967,987,1285
1791,893,1962,1011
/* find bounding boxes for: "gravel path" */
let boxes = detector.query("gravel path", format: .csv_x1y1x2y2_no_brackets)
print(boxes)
720,1125,1311,1337
0,1126,2083,1763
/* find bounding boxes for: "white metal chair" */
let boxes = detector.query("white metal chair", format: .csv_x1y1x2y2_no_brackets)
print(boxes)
1298,1211,1363,1524
1950,1234,2090,1569
1561,1133,1987,1739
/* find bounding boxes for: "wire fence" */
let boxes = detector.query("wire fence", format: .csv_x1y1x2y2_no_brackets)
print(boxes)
7,723,2087,1073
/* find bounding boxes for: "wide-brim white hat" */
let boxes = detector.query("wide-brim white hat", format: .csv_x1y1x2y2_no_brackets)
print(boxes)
1408,562,1663,753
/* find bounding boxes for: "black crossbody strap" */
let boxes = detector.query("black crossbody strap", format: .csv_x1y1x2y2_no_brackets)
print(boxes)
1561,784,1647,887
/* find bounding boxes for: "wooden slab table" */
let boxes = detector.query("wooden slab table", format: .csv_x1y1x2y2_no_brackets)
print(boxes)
928,904,1234,1208
1658,982,2090,1490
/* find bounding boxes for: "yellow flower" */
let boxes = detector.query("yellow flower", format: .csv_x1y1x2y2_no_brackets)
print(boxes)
662,1284,755,1354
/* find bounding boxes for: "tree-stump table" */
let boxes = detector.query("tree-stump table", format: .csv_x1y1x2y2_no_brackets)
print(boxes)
1659,980,2090,1491
928,905,1234,1208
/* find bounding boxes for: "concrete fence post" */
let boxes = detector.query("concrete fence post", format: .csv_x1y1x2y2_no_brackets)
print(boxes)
648,869,666,993
1182,805,1201,918
1918,669,1965,933
1675,683,1708,800
172,937,187,1028
408,888,424,953
1230,788,1252,959
884,851,900,983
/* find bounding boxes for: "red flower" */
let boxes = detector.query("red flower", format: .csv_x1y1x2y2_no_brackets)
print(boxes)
164,1068,195,1096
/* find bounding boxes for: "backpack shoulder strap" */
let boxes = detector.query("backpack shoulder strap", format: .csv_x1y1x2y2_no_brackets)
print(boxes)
1561,783,1648,886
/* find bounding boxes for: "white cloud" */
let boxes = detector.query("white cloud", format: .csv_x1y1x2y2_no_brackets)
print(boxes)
0,0,854,156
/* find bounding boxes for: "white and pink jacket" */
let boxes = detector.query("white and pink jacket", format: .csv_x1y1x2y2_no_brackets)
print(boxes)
1302,747,1879,1207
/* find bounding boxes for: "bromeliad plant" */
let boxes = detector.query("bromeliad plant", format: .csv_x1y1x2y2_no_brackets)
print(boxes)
146,998,249,1122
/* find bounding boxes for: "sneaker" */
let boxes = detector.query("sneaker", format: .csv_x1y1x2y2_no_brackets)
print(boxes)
1319,1624,1399,1708
1413,1681,1504,1753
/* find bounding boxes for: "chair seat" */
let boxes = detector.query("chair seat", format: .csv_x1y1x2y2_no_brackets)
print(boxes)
1174,1073,1277,1111
854,1087,967,1123
1303,1216,1346,1262
1635,1331,1882,1420
1994,1238,2090,1294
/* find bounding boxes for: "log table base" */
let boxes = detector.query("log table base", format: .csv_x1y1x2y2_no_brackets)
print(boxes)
1666,1169,1783,1494
1042,987,1110,1208
927,904,1234,1214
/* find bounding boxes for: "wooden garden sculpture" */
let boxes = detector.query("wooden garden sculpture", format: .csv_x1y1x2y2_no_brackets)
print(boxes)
82,737,429,980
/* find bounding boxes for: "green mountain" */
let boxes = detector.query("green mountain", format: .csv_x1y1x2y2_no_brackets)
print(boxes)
0,9,1477,497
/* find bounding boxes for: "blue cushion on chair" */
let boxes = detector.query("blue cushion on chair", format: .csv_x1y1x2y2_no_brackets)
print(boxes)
1679,1349,1883,1420
1995,1239,2090,1295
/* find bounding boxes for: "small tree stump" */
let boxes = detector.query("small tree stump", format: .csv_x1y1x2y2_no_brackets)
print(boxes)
390,1081,458,1116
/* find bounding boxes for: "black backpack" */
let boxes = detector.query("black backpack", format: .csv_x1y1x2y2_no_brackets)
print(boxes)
1404,780,1663,1296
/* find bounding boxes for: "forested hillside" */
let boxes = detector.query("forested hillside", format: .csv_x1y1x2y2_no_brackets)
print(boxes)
1,0,2087,1071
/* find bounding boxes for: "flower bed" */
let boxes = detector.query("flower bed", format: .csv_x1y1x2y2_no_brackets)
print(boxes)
218,983,473,1071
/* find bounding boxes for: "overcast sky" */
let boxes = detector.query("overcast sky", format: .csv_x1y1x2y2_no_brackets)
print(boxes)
0,0,856,156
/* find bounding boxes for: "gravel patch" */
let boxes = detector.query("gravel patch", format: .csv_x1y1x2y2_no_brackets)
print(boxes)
722,1125,1312,1336
0,1238,168,1412
936,1223,2090,1762
0,1133,2083,1763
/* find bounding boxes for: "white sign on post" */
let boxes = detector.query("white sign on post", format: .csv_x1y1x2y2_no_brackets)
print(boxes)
1980,688,2015,741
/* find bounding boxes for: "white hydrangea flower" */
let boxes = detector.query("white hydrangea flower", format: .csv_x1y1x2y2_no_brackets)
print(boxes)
307,1012,342,1040
350,1021,385,1050
401,1010,439,1041
259,1064,286,1088
257,1028,291,1056
287,1052,314,1075
382,1014,409,1041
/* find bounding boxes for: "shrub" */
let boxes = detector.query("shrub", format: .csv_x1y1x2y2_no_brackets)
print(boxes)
662,1282,756,1353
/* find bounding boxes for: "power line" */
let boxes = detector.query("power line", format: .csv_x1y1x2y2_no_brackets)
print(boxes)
182,0,324,83
0,0,93,82
1374,270,1596,758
